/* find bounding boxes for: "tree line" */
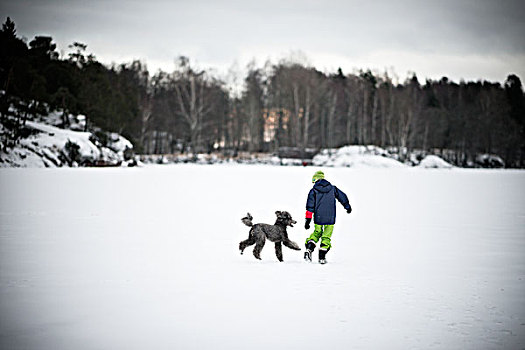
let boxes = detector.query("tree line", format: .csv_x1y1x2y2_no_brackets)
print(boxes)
1,18,524,166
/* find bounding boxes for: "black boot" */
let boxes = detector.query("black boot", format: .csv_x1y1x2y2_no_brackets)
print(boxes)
319,249,328,264
304,240,316,262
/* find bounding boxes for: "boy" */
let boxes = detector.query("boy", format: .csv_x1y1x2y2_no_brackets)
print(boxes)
304,170,352,264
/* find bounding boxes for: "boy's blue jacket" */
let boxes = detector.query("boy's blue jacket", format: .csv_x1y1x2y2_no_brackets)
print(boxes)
306,179,350,225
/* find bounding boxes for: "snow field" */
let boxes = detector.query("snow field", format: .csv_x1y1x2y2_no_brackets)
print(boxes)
1,165,524,349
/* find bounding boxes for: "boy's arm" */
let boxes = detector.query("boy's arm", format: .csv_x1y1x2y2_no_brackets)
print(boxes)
305,189,315,229
306,188,315,214
335,186,352,213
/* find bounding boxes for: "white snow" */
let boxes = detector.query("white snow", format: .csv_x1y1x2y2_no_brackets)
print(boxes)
1,165,524,350
417,155,454,169
313,145,407,168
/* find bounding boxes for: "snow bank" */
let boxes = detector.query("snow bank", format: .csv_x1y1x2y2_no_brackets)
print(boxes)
417,155,454,169
313,145,407,168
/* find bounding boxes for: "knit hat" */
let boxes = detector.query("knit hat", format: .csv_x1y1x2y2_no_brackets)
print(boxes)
312,170,325,183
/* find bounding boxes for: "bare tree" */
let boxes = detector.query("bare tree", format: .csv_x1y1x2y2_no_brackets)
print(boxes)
243,65,265,152
326,90,338,148
398,75,422,154
171,57,214,152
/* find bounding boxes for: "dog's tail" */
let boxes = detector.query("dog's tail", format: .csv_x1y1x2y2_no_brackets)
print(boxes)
241,213,253,227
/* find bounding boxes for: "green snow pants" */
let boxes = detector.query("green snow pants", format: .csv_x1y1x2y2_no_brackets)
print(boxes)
306,224,334,250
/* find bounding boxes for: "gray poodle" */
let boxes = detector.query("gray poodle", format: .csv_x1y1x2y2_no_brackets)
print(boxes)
239,211,301,262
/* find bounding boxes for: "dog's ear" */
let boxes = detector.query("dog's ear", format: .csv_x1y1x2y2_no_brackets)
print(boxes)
275,210,281,216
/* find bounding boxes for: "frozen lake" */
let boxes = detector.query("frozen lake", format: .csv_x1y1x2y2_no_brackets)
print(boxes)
1,165,524,349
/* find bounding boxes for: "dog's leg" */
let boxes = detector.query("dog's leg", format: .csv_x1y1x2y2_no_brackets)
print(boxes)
239,235,256,255
283,238,301,251
253,237,266,260
240,228,257,254
274,242,283,262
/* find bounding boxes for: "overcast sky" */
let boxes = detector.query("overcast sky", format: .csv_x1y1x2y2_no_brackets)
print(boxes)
2,0,524,84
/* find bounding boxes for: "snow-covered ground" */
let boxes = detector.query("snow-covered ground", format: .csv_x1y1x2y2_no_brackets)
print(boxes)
1,165,524,350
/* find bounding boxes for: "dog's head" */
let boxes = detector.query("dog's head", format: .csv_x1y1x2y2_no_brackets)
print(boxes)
275,211,297,227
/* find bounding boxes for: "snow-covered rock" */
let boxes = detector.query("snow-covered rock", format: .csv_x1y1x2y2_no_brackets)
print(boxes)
476,154,505,168
417,155,454,169
107,132,133,157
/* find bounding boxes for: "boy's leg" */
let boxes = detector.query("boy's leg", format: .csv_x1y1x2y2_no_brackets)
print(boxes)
319,225,334,264
319,225,334,250
305,224,323,261
305,224,323,245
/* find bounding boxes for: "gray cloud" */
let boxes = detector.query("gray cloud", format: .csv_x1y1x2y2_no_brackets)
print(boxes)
1,0,524,81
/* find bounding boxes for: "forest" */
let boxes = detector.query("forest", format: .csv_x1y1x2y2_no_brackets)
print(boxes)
1,17,524,167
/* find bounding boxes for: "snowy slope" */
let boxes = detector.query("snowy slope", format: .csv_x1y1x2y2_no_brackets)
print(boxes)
0,119,133,167
1,165,524,350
